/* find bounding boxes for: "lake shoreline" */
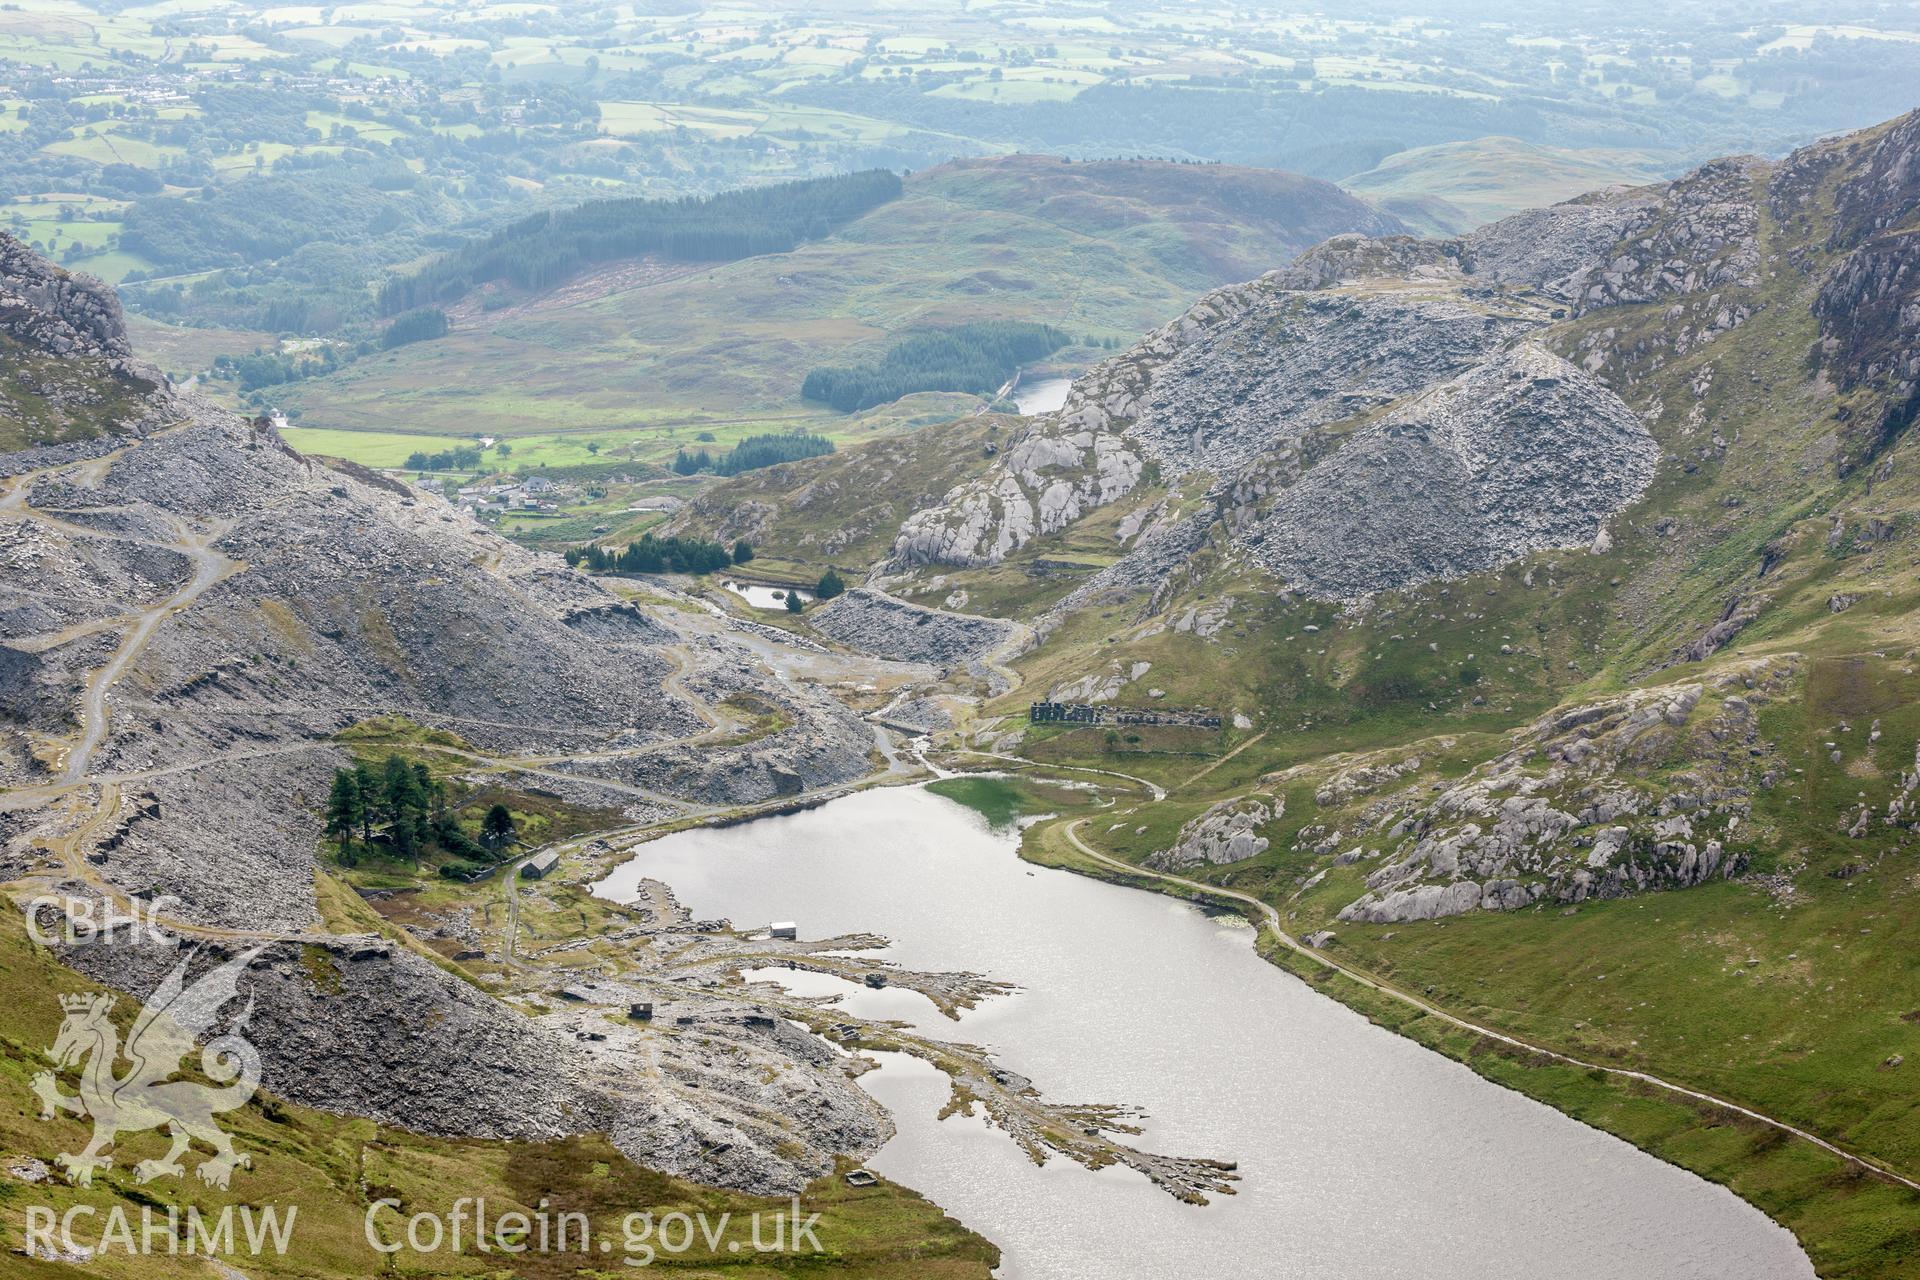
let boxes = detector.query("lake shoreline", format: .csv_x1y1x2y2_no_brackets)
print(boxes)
597,781,1813,1280
1012,792,1891,1280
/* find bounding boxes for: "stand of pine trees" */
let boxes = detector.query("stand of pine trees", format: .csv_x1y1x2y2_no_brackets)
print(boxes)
565,532,733,575
323,752,489,867
672,432,835,477
381,306,449,349
802,321,1072,413
378,170,902,315
717,432,834,475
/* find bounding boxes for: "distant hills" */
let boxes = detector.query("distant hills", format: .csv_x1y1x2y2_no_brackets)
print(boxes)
1343,136,1674,233
265,155,1400,456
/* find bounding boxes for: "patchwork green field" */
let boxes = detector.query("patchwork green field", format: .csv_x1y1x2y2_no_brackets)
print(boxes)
5,0,1909,335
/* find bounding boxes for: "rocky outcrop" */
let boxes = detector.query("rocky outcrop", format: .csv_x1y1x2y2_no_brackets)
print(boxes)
890,415,1142,567
1796,112,1920,471
1334,661,1787,924
1267,188,1665,302
885,147,1798,599
1561,158,1762,314
1822,108,1920,252
0,232,132,361
1146,796,1278,871
890,277,1534,573
1050,658,1152,704
1815,230,1920,399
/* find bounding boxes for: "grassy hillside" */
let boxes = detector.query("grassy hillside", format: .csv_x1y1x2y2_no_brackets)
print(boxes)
268,156,1397,464
864,116,1920,1271
1344,137,1674,233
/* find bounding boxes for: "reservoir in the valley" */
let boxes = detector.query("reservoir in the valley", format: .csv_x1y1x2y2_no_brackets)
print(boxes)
1012,376,1072,415
594,785,1813,1280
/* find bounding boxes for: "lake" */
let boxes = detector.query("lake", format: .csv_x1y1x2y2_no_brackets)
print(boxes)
594,785,1813,1280
1012,377,1072,415
722,579,813,610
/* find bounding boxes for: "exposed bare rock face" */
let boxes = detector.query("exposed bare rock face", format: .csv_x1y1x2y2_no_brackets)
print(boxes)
0,231,187,451
890,279,1535,575
0,232,133,361
886,185,1698,596
1559,158,1762,314
883,136,1853,603
1251,344,1656,600
1146,796,1278,872
1793,112,1920,472
1821,108,1920,250
890,407,1143,568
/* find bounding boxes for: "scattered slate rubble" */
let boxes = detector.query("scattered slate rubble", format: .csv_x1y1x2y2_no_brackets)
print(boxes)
0,234,995,1202
807,588,1012,671
881,146,1806,601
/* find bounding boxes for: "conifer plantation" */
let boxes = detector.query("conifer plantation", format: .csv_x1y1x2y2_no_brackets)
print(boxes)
801,320,1073,412
378,169,903,313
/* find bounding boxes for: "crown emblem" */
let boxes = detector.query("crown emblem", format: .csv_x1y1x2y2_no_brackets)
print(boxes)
37,951,263,1190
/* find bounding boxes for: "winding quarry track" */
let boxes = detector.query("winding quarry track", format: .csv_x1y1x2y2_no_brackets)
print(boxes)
4,431,922,954
61,517,237,784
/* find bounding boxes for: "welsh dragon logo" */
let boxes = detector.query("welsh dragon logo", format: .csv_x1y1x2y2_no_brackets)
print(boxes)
32,947,265,1189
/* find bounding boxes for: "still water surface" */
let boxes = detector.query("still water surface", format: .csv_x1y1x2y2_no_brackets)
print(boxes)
595,785,1812,1280
1012,377,1072,415
721,579,813,610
